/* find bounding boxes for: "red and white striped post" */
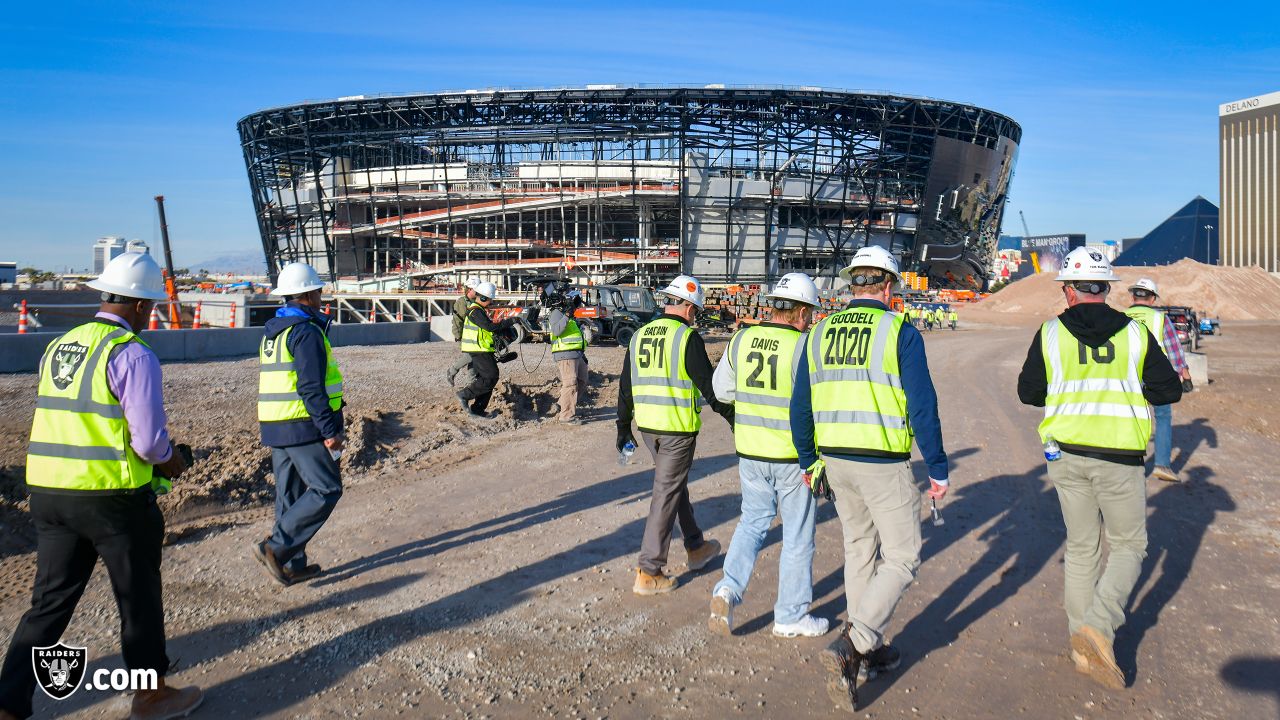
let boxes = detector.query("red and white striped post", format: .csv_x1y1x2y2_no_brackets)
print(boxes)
192,302,203,329
369,306,377,323
396,307,403,322
148,305,161,331
17,300,28,334
228,304,237,329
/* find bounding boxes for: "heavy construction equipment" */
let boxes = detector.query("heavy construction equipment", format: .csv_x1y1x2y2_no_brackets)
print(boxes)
154,196,183,328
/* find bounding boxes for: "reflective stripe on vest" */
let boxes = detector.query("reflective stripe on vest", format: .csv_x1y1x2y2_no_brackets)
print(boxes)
1124,305,1166,354
1038,318,1151,452
258,324,344,423
551,318,586,353
806,308,912,458
729,324,804,461
26,321,156,493
629,317,699,434
460,303,495,353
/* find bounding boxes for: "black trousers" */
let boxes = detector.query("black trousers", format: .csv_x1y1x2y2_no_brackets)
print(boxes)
0,491,168,719
461,352,499,413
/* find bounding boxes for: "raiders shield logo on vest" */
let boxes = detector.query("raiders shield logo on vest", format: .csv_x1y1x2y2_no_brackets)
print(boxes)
33,642,88,700
50,342,88,391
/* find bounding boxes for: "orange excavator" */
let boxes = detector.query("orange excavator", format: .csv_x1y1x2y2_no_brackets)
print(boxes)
154,196,182,328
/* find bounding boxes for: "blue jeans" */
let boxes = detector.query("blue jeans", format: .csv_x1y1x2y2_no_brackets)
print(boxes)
1153,404,1173,468
269,440,344,571
713,458,817,625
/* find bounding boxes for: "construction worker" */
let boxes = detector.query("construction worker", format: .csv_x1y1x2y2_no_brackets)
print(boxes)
445,278,479,386
790,245,950,710
1017,248,1182,690
947,307,958,330
546,287,589,424
457,281,512,417
1125,278,1192,482
0,253,203,720
617,274,733,595
254,262,346,586
708,272,829,639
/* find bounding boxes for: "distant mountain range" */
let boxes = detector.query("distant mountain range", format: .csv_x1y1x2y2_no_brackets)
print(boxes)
189,251,266,276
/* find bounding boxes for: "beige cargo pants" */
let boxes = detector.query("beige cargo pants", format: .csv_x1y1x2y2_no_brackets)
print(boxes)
556,357,589,421
825,456,922,654
1048,452,1148,641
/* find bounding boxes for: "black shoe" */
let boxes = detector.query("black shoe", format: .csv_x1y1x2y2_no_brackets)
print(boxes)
859,643,901,681
456,391,470,412
820,625,866,712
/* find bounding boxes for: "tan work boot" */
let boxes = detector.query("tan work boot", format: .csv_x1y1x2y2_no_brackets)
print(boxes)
130,677,204,720
1069,626,1125,690
686,539,721,571
633,568,678,596
1150,466,1181,483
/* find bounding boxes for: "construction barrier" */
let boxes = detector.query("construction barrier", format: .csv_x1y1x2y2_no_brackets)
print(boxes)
17,300,28,335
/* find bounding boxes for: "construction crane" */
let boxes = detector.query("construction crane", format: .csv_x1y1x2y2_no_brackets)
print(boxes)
153,196,183,328
1019,210,1032,238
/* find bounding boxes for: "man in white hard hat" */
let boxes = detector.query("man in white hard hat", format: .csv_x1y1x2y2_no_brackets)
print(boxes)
1124,278,1192,482
617,274,733,595
1017,248,1181,690
545,286,590,424
0,253,202,720
253,262,346,586
457,281,513,417
708,272,830,639
790,245,950,709
446,278,480,386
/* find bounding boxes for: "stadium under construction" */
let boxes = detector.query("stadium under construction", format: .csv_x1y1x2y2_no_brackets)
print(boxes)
238,86,1021,296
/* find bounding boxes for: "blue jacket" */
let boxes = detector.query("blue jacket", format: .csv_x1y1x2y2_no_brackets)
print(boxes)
258,303,344,448
790,299,949,481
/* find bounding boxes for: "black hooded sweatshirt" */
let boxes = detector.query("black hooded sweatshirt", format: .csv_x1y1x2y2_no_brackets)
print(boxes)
1017,302,1182,465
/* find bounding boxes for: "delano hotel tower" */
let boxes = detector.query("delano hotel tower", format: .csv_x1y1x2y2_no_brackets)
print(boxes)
1220,91,1279,272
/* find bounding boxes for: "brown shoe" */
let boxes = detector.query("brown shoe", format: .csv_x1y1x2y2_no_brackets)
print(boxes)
633,568,678,596
1070,626,1125,690
283,563,323,584
130,678,204,720
252,539,289,586
1151,466,1181,483
686,539,721,571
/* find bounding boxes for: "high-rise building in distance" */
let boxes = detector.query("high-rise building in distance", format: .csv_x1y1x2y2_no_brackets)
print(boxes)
1220,91,1279,272
92,236,126,274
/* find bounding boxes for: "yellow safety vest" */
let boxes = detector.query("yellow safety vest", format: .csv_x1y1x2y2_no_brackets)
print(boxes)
258,324,344,423
1124,305,1167,354
806,307,912,458
1038,318,1151,453
460,303,495,353
629,317,700,435
551,317,586,353
26,321,156,493
729,323,804,461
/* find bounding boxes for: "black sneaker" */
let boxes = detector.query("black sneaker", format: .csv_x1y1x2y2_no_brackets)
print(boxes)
456,391,470,412
858,643,901,681
819,625,866,712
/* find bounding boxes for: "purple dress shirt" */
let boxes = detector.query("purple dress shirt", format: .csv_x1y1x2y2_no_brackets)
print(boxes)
96,312,173,464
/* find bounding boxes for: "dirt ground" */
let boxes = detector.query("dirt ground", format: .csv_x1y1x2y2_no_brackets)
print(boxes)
0,322,1277,719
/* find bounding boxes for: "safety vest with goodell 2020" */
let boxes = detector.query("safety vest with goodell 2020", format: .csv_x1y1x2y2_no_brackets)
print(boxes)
258,324,345,423
806,306,912,458
629,317,700,435
1038,318,1151,453
729,323,805,461
27,321,158,493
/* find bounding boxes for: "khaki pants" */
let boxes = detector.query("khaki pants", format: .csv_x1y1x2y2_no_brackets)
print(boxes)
1048,452,1147,641
825,456,922,654
556,357,589,421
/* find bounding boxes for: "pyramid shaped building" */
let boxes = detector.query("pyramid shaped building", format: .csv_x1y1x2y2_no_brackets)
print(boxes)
1114,197,1220,266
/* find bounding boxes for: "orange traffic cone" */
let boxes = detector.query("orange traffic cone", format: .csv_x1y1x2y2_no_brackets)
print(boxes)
17,300,28,334
369,306,377,323
228,305,237,329
148,305,161,330
192,302,203,329
323,302,332,316
396,308,403,322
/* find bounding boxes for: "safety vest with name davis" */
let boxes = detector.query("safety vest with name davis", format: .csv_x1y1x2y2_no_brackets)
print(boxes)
26,321,157,493
806,307,912,458
1038,318,1151,453
1124,305,1167,354
629,317,700,435
460,303,495,353
551,317,586,353
258,324,344,423
729,323,805,462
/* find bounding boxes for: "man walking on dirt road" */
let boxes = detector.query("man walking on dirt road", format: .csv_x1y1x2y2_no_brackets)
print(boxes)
790,245,950,711
546,287,590,424
254,262,347,587
617,274,734,596
457,281,514,418
708,272,829,639
1,252,202,720
1124,278,1192,483
445,278,479,386
1017,248,1181,690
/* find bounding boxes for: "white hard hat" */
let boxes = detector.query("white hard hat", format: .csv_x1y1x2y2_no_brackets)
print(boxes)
767,272,820,307
271,262,325,296
474,281,498,300
86,252,168,301
464,277,479,290
1055,247,1119,282
839,245,901,284
657,274,705,309
1128,277,1159,296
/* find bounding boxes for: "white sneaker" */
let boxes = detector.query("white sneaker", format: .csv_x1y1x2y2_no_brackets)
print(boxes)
772,614,830,638
708,587,735,636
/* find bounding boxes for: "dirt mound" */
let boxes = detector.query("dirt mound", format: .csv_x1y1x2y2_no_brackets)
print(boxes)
978,260,1280,320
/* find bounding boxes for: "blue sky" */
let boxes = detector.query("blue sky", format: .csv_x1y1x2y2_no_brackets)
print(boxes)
1,0,1276,271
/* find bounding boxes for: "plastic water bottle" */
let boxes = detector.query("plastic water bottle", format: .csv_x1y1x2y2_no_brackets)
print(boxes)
1043,435,1061,462
618,441,636,467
